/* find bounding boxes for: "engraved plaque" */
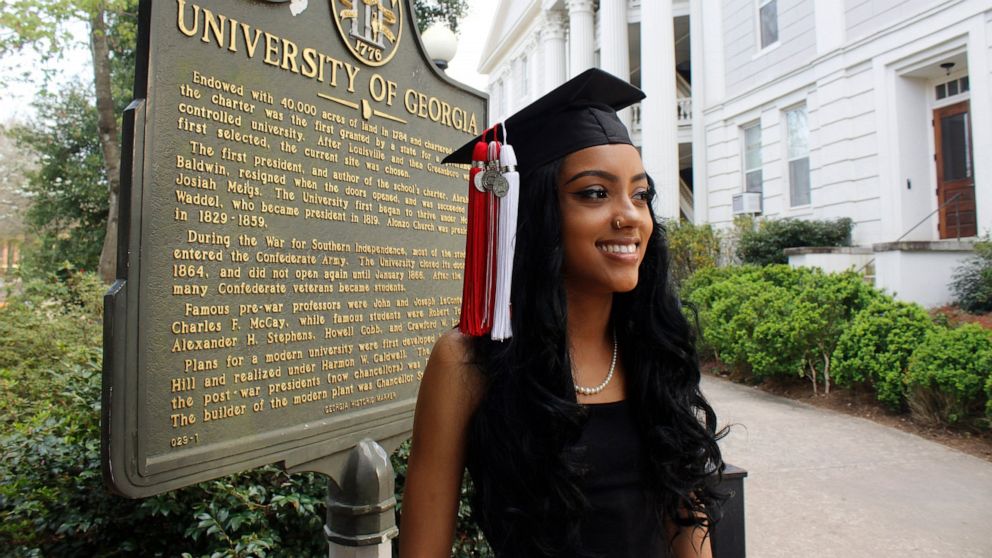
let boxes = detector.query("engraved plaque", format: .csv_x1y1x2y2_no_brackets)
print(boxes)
103,0,486,497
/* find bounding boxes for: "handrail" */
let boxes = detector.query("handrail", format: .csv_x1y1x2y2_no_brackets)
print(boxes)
676,73,691,97
855,192,964,274
679,177,694,222
894,192,963,244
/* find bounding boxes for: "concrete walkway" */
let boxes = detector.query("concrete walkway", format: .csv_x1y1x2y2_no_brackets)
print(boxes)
702,375,992,558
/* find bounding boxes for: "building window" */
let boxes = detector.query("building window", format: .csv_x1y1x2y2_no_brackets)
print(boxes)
743,123,763,193
759,0,778,49
936,75,969,100
786,106,810,207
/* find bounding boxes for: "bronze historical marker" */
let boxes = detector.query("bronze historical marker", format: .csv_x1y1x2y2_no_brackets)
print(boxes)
103,0,485,497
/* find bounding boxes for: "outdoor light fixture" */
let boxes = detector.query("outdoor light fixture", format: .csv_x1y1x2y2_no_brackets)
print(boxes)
423,22,458,71
940,62,955,76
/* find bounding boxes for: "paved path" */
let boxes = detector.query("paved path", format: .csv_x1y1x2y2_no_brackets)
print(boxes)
702,375,992,558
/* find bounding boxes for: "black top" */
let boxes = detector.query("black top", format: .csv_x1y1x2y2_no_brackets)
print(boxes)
474,399,668,557
576,400,668,558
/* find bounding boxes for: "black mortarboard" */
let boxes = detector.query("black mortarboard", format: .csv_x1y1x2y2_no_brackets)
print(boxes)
442,68,645,172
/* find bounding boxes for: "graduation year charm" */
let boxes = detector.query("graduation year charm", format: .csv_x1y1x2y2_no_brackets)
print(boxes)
491,174,509,197
481,166,500,192
473,171,487,192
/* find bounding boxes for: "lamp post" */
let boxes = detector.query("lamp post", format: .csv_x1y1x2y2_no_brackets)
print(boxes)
422,22,457,71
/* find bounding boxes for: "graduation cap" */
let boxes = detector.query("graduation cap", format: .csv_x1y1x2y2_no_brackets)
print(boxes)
442,68,645,171
444,69,645,341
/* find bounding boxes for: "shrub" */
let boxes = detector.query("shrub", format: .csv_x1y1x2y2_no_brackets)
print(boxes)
680,264,754,302
833,298,936,409
0,358,329,557
987,375,992,419
687,265,879,393
664,220,721,288
736,217,853,266
905,324,992,426
950,236,992,313
682,265,763,358
0,267,103,423
788,269,881,394
701,274,792,375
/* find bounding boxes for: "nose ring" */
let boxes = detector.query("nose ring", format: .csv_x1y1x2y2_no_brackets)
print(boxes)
613,218,622,230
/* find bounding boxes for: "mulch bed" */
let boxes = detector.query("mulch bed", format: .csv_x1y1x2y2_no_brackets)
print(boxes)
702,360,992,464
930,305,992,329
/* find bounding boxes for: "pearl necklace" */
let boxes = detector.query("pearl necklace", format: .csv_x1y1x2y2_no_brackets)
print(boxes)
573,329,618,396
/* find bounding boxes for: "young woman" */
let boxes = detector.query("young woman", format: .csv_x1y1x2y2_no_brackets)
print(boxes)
400,70,725,558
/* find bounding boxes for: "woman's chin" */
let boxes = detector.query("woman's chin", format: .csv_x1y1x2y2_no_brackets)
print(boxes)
610,275,640,293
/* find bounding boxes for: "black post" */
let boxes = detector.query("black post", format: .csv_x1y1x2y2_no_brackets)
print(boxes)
711,464,748,558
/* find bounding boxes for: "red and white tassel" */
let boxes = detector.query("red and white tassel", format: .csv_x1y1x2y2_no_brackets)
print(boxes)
491,130,519,341
459,131,492,336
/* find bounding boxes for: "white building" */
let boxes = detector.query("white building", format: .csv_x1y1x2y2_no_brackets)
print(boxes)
479,0,992,307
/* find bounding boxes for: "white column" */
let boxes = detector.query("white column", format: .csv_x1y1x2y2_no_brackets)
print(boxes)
689,0,708,223
702,0,725,108
967,19,992,234
565,0,595,77
599,0,631,127
540,10,568,93
813,0,846,55
640,0,679,220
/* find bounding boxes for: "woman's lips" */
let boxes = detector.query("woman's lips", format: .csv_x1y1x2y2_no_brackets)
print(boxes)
596,240,640,258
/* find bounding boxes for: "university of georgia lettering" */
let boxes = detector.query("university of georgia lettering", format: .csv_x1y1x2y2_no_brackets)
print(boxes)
103,0,485,497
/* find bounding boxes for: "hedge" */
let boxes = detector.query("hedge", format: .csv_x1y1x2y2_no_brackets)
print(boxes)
685,265,878,394
832,298,936,410
687,264,991,427
663,220,722,288
736,217,853,266
905,324,992,426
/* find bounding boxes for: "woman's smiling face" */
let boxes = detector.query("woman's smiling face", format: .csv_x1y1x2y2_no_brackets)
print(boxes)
557,143,654,296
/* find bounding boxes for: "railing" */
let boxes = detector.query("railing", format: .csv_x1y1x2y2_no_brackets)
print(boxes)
856,192,964,274
631,103,642,134
677,96,692,124
901,192,964,242
629,96,693,134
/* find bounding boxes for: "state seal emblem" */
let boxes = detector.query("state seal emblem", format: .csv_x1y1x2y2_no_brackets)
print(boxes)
330,0,402,67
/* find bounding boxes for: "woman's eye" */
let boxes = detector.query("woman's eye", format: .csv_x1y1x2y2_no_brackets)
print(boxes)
577,187,608,199
633,189,653,202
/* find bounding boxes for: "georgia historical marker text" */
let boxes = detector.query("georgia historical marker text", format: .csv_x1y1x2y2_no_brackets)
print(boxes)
103,0,485,497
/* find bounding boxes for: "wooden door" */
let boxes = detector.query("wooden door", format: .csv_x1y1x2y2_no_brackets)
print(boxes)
933,101,976,239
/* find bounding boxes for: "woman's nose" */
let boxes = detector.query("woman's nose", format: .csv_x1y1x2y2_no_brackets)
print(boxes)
614,196,643,226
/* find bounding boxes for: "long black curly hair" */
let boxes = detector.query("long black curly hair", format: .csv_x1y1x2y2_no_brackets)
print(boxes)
464,157,725,557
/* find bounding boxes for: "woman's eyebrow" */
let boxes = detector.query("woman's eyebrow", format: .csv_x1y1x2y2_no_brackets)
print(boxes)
561,170,650,187
562,169,618,186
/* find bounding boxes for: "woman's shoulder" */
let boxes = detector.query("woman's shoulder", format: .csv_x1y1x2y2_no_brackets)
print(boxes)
421,329,486,410
429,329,473,367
